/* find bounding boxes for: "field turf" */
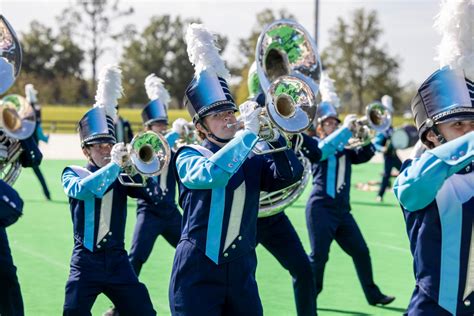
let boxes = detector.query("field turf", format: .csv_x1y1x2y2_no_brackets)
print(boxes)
9,159,414,315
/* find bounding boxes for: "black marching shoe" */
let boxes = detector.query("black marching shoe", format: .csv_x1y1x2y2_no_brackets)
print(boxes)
370,295,396,306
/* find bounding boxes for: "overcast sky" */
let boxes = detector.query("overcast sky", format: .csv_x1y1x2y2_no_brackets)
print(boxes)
1,0,441,86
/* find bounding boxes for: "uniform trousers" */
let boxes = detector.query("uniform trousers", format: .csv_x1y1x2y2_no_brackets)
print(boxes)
0,227,23,316
378,154,402,198
257,212,316,316
404,286,453,316
169,239,263,316
129,208,182,275
306,206,384,304
63,247,156,316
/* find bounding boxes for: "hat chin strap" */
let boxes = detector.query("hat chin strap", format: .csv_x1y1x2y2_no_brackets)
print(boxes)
431,125,447,145
200,121,232,144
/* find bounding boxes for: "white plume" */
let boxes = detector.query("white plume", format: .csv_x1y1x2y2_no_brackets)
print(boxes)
185,23,230,80
434,0,474,79
319,71,340,108
144,73,170,107
25,84,38,103
381,95,394,113
93,64,123,120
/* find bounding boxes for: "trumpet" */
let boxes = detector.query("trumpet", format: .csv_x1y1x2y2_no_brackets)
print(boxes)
118,131,171,187
346,102,392,148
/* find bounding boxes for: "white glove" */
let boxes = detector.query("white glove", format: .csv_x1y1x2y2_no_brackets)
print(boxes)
239,101,261,135
172,118,188,135
343,114,358,132
111,142,129,168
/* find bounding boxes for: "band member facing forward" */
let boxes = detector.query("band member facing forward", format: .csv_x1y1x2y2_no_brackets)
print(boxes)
394,1,474,314
168,23,303,316
128,74,183,276
61,65,156,315
304,72,395,308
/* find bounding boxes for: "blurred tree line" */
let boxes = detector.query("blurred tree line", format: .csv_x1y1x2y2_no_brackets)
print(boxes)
5,0,416,115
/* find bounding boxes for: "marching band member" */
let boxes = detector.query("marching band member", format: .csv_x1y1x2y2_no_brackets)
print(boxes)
168,24,303,315
373,95,402,202
61,65,156,315
304,72,395,307
25,83,52,200
248,62,318,316
128,74,183,276
394,0,474,314
0,15,43,316
114,107,134,145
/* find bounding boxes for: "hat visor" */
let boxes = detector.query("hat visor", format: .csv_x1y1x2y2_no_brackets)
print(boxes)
200,102,237,119
435,108,474,125
83,135,116,146
144,118,168,126
319,115,341,124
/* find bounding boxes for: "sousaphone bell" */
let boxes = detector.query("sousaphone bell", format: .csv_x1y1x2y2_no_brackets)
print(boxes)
254,19,320,154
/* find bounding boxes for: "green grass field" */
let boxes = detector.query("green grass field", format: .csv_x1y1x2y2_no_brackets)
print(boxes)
9,160,414,315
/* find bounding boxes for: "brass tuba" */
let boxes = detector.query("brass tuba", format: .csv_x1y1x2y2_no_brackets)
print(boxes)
346,101,392,148
253,19,320,155
258,134,312,217
0,15,22,94
118,131,171,187
0,94,37,185
254,20,320,215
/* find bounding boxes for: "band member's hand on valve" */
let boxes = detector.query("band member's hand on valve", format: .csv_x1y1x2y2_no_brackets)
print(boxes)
111,142,129,168
343,114,358,132
239,101,261,135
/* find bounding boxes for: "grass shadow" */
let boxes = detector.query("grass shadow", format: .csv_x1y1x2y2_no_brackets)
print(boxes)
378,305,407,313
351,200,399,208
24,198,69,205
317,307,372,315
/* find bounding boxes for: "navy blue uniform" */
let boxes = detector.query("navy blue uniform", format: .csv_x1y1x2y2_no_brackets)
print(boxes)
394,131,474,315
114,116,134,144
129,132,183,276
61,162,158,315
31,102,51,200
303,127,387,304
0,180,24,316
257,212,315,316
169,131,303,315
256,133,321,316
373,127,402,199
0,136,42,316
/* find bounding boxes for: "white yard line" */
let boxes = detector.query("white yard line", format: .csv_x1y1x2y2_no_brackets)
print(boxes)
370,241,411,254
12,243,69,271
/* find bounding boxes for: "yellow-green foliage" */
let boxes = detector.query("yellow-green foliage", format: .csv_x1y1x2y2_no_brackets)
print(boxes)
42,105,191,133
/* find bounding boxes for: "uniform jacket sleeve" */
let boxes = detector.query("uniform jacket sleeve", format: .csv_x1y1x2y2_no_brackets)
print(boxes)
318,127,352,161
299,133,322,163
394,131,474,211
165,130,180,149
372,132,386,152
35,123,49,143
347,143,376,164
62,162,121,200
0,180,23,217
125,176,165,205
260,136,304,192
176,130,259,189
